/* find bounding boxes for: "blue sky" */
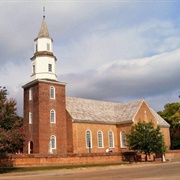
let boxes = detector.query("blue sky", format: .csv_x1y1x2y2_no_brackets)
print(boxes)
1,1,180,116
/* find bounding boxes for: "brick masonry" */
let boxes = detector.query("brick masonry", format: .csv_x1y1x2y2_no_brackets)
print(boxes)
71,101,171,154
23,80,67,154
0,150,180,167
23,80,170,155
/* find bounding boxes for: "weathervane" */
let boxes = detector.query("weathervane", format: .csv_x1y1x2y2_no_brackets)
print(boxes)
43,6,45,19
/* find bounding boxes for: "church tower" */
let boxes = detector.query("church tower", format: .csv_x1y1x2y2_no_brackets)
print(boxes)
31,16,57,81
22,15,67,154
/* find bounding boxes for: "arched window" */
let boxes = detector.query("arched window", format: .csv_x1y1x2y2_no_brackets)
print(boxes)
108,131,114,148
50,109,56,123
29,88,32,100
97,131,104,148
120,131,127,148
86,130,92,148
51,135,56,149
29,112,32,124
50,86,55,99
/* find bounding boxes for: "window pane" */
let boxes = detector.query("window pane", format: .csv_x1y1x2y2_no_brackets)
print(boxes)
50,86,55,99
51,136,56,149
48,64,52,72
50,110,55,123
109,131,114,148
121,131,126,148
86,130,92,148
98,131,103,148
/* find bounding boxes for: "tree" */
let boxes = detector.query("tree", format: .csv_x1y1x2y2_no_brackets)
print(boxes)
0,86,24,154
158,103,180,150
126,121,166,161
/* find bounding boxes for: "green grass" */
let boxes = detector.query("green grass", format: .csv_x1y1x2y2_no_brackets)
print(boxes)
0,162,130,174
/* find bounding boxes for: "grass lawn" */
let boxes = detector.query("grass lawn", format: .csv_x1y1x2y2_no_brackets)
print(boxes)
0,162,130,174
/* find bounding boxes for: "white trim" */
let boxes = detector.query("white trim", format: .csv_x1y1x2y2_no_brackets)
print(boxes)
97,130,104,148
29,112,32,124
29,88,32,100
120,131,127,148
86,130,92,148
108,131,114,148
50,109,56,123
50,86,55,99
51,135,56,149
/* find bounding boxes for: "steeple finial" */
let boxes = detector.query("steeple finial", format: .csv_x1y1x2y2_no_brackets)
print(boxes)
43,6,45,19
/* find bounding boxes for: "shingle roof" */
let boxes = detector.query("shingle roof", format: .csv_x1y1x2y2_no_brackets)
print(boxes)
66,97,170,128
150,108,170,127
38,18,50,38
66,97,142,124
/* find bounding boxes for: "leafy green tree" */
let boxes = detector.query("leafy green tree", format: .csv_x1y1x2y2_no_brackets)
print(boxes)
126,121,166,161
158,103,180,150
0,86,24,154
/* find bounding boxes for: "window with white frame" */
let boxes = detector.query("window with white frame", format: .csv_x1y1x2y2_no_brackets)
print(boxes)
108,131,114,148
29,112,32,124
50,109,56,123
51,135,56,149
97,131,104,148
50,86,55,99
86,130,92,148
120,131,127,148
29,88,32,100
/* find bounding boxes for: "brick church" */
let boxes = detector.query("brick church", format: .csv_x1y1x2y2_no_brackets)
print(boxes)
22,16,170,155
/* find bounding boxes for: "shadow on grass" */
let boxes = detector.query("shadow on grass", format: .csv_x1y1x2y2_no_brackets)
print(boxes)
0,162,130,174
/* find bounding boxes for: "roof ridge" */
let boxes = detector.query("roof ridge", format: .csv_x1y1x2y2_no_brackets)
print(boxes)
66,96,143,105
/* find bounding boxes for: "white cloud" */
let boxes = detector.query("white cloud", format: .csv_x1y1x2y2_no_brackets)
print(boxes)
63,49,180,111
1,1,180,115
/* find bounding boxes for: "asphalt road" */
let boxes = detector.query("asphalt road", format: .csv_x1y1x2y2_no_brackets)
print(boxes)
1,161,180,180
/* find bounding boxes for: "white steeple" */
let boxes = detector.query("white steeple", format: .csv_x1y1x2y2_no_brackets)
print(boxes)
30,16,57,81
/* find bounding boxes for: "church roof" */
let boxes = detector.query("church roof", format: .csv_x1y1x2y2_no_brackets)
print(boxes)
66,97,142,124
38,18,50,38
66,97,170,127
150,108,170,127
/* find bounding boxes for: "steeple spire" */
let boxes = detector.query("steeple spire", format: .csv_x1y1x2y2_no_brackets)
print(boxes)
38,7,50,38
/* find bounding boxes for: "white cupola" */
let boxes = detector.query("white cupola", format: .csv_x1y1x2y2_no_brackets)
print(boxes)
30,16,57,81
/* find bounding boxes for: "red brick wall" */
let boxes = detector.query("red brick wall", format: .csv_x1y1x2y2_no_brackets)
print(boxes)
38,82,67,154
116,123,132,151
133,101,170,149
72,123,118,153
23,80,67,154
66,111,73,153
70,101,171,154
23,84,40,153
0,153,122,167
160,128,171,149
134,101,157,126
